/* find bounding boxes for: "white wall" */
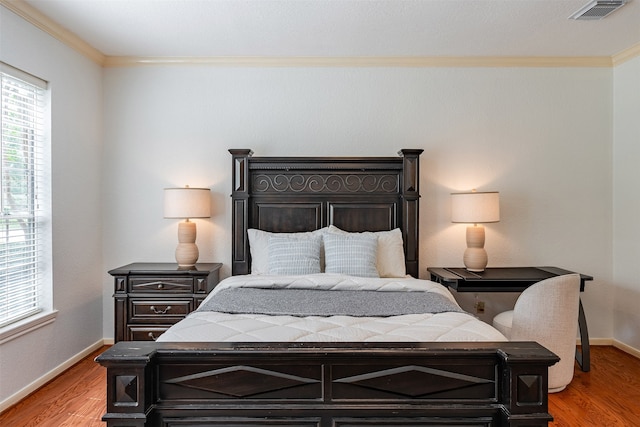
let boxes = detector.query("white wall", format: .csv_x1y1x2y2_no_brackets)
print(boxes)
103,65,614,340
0,7,103,405
613,55,640,351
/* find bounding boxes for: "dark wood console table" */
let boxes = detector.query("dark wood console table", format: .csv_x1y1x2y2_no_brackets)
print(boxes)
427,266,594,372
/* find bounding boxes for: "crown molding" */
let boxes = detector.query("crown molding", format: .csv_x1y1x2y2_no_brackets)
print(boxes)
1,0,105,65
612,42,640,66
103,55,613,68
3,0,636,69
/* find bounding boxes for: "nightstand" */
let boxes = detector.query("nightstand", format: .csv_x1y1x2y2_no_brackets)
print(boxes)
109,262,222,342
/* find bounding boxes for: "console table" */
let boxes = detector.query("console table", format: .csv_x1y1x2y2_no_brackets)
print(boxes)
427,266,594,371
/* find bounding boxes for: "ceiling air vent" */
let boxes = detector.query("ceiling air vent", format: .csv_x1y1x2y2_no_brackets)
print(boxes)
569,0,627,20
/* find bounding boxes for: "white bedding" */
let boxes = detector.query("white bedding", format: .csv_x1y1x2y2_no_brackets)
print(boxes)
157,274,507,343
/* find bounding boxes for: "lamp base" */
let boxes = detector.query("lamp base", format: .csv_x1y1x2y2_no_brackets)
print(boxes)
463,225,488,272
463,248,488,272
175,243,199,267
175,220,199,267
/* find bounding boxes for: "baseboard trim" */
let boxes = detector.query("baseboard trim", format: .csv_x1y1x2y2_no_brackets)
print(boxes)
585,337,613,346
0,338,106,413
581,338,640,359
613,339,640,359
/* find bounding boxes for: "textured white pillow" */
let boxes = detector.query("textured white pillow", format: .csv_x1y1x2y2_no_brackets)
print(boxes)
247,228,327,274
324,233,379,278
268,235,322,275
327,225,406,277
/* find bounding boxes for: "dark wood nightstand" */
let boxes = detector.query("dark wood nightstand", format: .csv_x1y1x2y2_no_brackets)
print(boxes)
109,262,222,342
427,266,593,371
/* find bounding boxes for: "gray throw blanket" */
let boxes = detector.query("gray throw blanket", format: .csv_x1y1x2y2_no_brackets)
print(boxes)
198,288,465,317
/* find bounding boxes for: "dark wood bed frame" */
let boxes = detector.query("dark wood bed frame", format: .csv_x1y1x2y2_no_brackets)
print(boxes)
97,149,558,426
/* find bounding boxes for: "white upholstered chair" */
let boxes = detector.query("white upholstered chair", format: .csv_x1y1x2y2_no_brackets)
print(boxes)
492,274,581,393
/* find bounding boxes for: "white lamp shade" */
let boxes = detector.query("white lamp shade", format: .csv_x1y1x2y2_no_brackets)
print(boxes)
451,191,500,224
164,187,211,219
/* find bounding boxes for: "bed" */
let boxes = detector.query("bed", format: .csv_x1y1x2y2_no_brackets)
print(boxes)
97,149,558,426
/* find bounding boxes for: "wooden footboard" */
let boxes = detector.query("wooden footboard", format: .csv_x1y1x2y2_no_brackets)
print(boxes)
96,341,558,426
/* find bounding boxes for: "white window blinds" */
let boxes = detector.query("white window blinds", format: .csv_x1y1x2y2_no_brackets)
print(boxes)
0,63,49,328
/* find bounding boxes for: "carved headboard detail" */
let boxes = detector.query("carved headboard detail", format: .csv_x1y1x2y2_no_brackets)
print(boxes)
229,149,423,277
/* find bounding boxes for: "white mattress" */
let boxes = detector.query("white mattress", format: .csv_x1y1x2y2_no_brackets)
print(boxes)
157,274,507,343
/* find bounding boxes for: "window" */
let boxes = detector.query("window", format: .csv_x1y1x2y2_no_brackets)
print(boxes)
0,62,50,330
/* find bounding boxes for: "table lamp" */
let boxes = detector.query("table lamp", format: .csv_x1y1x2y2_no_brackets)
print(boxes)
451,190,500,272
164,186,211,267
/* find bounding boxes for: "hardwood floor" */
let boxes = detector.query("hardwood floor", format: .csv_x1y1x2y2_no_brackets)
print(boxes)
0,345,638,426
549,346,640,426
0,346,107,427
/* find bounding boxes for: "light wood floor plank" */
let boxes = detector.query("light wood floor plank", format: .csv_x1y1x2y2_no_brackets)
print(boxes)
0,345,638,425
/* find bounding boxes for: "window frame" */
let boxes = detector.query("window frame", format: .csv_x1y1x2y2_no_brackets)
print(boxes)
0,62,53,341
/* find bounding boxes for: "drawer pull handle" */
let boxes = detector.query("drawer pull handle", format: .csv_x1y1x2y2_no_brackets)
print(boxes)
157,283,164,289
149,305,172,314
148,332,158,341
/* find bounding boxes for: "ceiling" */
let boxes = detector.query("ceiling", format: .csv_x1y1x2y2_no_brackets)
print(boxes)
11,0,640,59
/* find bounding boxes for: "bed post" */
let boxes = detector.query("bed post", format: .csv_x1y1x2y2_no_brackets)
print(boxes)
399,149,423,278
97,344,156,427
498,345,556,425
229,149,253,276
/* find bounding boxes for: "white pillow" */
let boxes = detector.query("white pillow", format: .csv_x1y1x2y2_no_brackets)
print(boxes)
268,235,322,275
323,233,379,278
327,225,406,278
247,228,327,274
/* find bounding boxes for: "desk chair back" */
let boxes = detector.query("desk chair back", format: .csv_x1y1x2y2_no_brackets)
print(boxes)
493,274,581,392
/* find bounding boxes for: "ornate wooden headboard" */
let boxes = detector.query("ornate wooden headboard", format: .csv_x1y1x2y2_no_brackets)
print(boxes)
229,149,423,277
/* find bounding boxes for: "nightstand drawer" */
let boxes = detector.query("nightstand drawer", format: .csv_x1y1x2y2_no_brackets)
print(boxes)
129,277,193,293
128,326,170,341
129,299,192,321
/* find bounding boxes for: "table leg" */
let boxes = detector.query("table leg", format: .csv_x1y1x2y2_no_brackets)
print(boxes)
575,298,590,372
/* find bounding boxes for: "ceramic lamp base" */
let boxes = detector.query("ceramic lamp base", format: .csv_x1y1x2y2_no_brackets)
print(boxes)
175,220,199,267
463,225,488,272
